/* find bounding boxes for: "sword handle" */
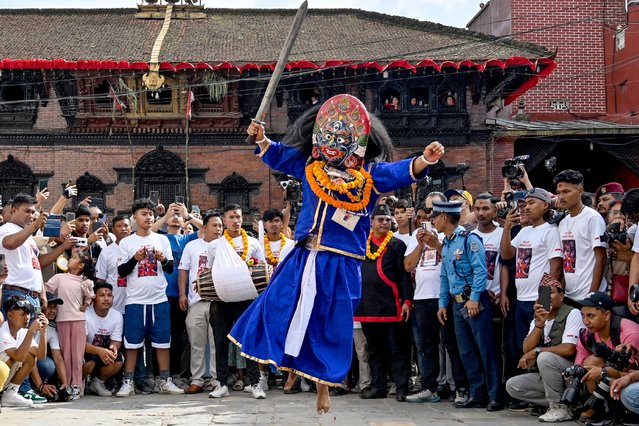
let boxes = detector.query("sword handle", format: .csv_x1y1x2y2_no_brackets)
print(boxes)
245,119,266,145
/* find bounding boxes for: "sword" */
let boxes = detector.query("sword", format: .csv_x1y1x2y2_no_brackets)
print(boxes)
245,0,308,144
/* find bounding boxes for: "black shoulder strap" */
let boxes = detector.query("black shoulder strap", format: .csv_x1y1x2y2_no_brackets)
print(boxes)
611,315,623,347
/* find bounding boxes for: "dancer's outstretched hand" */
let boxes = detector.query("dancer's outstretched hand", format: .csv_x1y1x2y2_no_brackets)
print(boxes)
423,141,445,163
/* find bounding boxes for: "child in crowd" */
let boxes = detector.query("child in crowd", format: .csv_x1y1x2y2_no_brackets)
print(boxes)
45,249,95,398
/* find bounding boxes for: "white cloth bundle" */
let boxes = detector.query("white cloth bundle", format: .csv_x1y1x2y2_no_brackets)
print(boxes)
210,238,258,302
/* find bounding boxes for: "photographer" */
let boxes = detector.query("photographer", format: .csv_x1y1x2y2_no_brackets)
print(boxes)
573,292,639,423
505,274,581,422
610,344,639,415
554,170,607,301
596,183,625,220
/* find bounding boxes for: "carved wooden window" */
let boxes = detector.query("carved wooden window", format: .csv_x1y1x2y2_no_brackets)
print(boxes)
0,155,35,204
74,172,107,210
408,87,430,110
209,172,260,213
93,80,113,114
143,76,178,114
135,146,185,203
379,86,402,112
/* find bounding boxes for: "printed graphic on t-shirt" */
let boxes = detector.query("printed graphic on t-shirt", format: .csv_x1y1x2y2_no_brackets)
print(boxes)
516,248,532,279
116,276,127,287
137,250,158,277
419,248,440,267
92,333,110,348
30,245,41,270
486,250,498,280
198,254,208,275
563,239,576,273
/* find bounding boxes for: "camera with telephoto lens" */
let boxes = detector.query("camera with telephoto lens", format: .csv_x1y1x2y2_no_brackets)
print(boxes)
501,155,530,179
280,179,302,203
497,192,515,219
46,385,73,402
600,222,628,245
594,343,631,371
561,364,588,406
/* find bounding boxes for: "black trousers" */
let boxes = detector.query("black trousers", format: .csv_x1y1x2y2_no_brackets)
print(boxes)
208,300,259,386
361,321,412,395
168,296,190,377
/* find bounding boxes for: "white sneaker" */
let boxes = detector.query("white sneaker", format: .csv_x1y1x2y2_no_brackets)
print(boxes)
405,389,441,403
243,384,252,393
454,388,469,404
388,383,397,395
539,403,572,422
209,385,230,398
259,374,269,391
159,377,185,395
300,378,311,392
115,379,135,397
1,388,33,407
89,378,112,397
251,383,266,399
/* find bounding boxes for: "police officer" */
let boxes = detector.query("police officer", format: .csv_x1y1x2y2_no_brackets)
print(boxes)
434,201,504,411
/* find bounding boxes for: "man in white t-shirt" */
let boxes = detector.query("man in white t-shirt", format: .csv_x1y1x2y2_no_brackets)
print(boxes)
95,215,131,315
500,188,563,349
472,193,504,301
505,274,582,422
554,170,607,301
393,199,414,247
0,193,74,317
178,212,223,394
0,296,48,407
84,282,124,397
403,194,469,404
207,204,266,400
115,199,183,397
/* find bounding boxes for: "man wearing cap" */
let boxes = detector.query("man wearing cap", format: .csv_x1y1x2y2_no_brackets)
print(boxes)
574,292,639,422
554,170,607,301
434,201,504,411
444,189,477,231
595,183,624,219
355,204,413,401
505,273,582,422
500,188,563,350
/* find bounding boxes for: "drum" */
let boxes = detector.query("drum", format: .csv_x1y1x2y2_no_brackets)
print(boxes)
196,262,270,302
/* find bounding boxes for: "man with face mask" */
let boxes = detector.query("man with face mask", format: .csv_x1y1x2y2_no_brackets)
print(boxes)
232,94,444,414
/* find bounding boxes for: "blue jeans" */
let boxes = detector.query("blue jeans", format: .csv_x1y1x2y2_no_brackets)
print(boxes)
452,291,503,403
515,300,535,350
621,382,639,414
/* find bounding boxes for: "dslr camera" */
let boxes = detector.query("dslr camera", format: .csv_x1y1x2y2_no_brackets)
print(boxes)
501,155,530,179
280,179,302,203
497,192,514,220
600,222,628,245
561,364,587,406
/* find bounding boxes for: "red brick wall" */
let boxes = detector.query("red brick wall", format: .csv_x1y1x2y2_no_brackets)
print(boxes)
510,0,627,118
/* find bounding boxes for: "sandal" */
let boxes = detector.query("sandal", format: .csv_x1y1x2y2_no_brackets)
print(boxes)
232,379,245,391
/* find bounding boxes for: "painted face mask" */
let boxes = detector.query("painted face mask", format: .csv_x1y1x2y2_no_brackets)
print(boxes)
312,94,370,169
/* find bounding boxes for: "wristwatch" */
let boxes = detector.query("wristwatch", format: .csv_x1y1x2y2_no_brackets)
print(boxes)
534,347,542,356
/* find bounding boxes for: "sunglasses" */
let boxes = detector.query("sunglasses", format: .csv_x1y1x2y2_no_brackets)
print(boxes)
6,297,32,313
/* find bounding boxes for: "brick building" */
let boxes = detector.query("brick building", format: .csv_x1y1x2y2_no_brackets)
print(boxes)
0,2,555,215
468,0,639,192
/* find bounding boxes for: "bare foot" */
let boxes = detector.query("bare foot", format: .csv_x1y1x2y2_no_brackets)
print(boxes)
316,383,331,414
283,372,297,391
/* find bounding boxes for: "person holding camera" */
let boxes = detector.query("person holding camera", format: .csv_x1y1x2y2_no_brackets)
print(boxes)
573,292,639,424
435,201,504,411
0,296,48,407
115,198,182,397
623,190,639,317
505,273,582,422
596,183,625,220
404,194,470,404
554,170,607,302
500,188,563,350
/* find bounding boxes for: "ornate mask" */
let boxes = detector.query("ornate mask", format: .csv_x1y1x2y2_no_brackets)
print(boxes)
312,94,370,169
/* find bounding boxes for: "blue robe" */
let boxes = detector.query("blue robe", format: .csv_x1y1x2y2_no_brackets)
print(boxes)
229,141,427,385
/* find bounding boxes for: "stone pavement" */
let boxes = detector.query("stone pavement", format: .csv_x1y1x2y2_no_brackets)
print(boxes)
0,390,548,426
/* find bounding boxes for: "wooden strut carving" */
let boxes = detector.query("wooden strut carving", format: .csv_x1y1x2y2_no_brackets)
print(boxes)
142,3,173,91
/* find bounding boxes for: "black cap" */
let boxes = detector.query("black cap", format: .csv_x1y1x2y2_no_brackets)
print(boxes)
430,201,463,216
372,203,392,217
46,291,64,305
578,291,614,311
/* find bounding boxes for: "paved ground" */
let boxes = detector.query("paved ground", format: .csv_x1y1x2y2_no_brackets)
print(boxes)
0,390,549,426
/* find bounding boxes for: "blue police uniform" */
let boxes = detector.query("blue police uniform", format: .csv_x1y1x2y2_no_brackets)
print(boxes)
435,202,503,406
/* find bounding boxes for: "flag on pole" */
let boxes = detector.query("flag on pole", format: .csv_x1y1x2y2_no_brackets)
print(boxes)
108,85,126,111
186,90,194,120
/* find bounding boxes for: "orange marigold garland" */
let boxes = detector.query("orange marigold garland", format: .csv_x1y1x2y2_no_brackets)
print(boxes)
306,161,373,212
265,233,287,265
224,229,249,261
366,231,393,260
